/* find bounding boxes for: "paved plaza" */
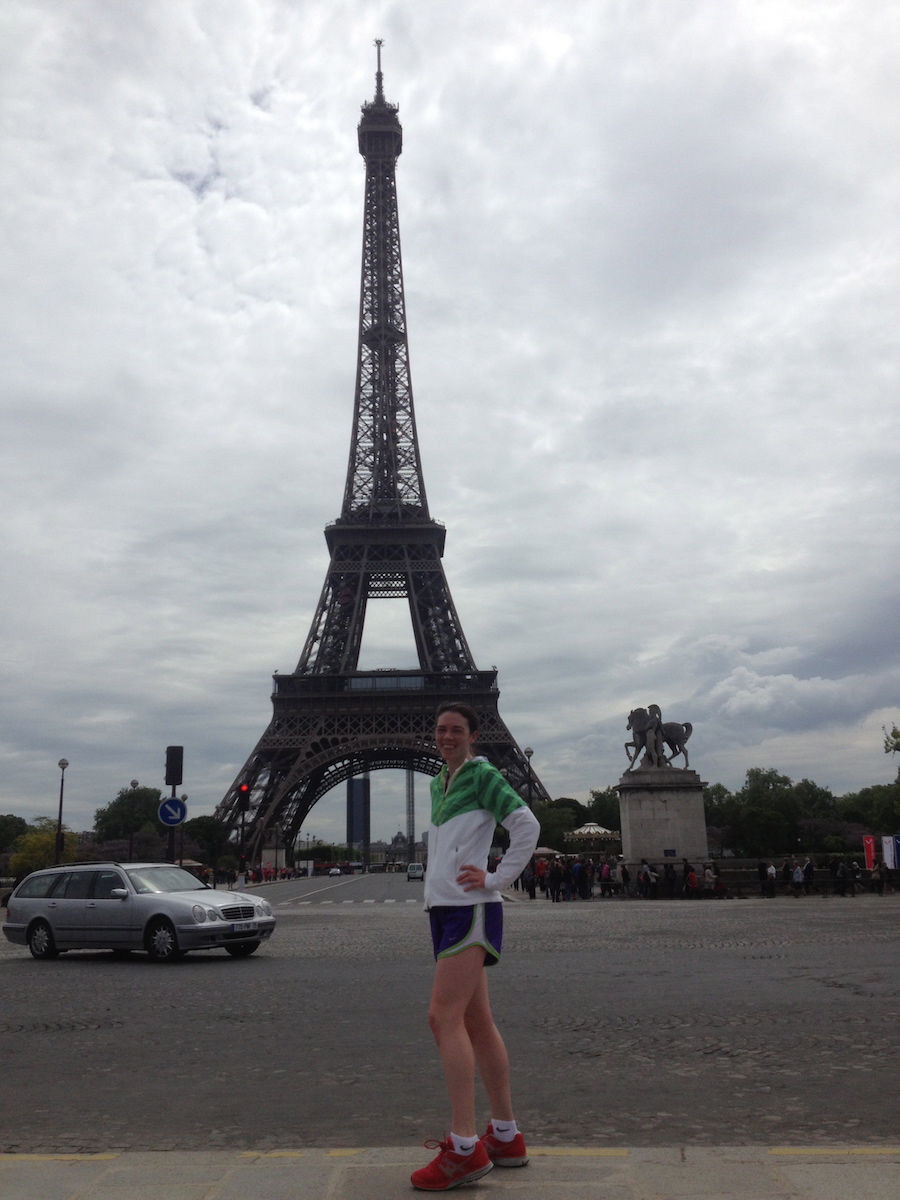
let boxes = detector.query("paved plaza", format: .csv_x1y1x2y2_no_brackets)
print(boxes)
2,879,897,1196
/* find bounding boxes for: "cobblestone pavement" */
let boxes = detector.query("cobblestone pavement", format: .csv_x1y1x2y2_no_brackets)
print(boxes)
1,889,897,1152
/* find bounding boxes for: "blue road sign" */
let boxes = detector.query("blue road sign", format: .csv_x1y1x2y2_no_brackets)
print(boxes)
158,798,187,827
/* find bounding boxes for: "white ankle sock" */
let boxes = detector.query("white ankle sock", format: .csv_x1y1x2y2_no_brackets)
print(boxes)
450,1132,478,1155
490,1120,518,1142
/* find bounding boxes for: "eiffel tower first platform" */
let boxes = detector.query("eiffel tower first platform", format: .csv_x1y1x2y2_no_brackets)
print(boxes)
217,46,550,859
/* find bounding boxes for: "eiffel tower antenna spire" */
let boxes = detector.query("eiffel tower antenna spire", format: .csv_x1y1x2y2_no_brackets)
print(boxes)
374,37,385,103
217,55,549,862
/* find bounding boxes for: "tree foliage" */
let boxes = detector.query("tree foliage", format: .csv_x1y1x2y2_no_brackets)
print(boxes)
693,766,899,857
587,787,621,831
182,816,232,864
0,814,29,854
94,787,163,842
9,828,79,877
532,799,580,851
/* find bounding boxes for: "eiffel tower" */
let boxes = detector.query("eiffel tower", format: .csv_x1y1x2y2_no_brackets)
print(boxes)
217,45,549,859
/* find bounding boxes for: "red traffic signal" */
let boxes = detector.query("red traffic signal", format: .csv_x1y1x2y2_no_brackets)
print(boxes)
237,782,251,812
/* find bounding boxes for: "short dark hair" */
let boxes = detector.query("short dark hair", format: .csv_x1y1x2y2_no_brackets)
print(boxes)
435,701,480,734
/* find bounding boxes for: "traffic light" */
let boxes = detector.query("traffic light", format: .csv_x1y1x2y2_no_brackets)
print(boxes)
165,745,184,787
237,782,251,812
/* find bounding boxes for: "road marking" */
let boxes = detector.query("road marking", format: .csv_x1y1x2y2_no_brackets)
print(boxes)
326,1149,363,1156
405,899,419,904
342,900,355,904
3,1154,120,1161
363,899,375,904
320,900,333,905
769,1148,900,1155
384,899,396,904
531,1149,629,1157
240,1151,306,1158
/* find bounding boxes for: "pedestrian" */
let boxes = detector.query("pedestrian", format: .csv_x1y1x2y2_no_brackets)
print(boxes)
548,859,563,903
765,862,776,898
620,862,631,897
664,862,677,898
702,864,715,898
836,859,848,897
412,702,539,1190
871,859,884,896
790,860,804,898
802,857,815,895
757,859,768,898
600,859,612,898
781,858,792,894
681,858,694,898
535,857,548,894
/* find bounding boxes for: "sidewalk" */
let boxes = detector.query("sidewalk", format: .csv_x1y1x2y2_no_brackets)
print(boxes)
2,1145,897,1199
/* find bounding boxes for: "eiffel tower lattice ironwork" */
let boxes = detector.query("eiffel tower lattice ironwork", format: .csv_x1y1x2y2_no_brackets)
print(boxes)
217,45,550,859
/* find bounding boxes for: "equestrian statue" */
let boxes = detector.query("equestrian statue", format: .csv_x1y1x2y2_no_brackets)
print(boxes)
625,704,692,770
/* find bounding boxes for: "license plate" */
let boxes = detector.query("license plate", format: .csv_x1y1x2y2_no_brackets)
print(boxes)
231,920,257,932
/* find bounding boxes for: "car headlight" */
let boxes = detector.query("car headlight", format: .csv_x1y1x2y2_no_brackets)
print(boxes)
206,909,219,921
258,901,272,917
192,905,207,923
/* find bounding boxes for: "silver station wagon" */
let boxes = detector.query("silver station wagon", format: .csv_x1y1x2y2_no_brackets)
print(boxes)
2,862,276,961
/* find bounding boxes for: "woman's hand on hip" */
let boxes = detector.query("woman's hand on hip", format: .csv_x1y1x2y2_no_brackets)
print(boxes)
457,864,487,891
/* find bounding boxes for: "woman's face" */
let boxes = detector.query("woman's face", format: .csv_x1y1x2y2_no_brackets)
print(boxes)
434,710,478,763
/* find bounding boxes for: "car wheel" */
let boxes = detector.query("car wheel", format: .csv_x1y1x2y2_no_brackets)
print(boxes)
28,920,59,960
145,918,183,963
225,941,260,958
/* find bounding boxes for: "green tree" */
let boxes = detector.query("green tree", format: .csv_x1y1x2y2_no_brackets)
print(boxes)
792,778,835,815
9,827,78,877
94,787,163,842
719,768,802,856
182,816,233,865
551,796,591,825
587,787,621,831
0,814,29,853
532,800,577,851
883,723,900,783
837,784,900,832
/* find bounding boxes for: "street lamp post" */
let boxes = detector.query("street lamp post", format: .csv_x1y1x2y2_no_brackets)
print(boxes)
55,759,69,864
524,747,534,809
128,779,139,862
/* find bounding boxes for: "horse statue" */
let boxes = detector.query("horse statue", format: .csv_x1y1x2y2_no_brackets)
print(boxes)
625,705,692,770
661,720,692,768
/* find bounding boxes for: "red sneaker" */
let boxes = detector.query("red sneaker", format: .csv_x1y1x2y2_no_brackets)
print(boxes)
410,1138,494,1190
480,1123,529,1167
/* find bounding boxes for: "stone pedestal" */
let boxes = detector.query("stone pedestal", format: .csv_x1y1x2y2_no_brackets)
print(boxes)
616,767,708,864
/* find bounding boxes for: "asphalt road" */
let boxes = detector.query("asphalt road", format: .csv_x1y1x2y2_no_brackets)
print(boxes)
2,876,897,1152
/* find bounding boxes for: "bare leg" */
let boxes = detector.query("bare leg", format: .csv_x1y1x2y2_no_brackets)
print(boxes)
428,946,513,1135
464,968,514,1121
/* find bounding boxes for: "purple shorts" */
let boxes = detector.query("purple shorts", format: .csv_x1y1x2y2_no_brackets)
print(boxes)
429,903,503,967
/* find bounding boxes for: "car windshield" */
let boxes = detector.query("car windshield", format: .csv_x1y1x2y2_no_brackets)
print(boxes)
125,865,207,894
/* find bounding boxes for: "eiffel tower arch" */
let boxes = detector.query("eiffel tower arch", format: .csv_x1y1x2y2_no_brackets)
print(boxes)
216,45,550,861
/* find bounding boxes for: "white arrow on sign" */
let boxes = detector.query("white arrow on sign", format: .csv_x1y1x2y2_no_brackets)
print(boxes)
158,799,187,827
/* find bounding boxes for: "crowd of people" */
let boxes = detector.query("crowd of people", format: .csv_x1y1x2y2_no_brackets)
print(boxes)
511,854,729,900
757,856,892,897
509,852,894,900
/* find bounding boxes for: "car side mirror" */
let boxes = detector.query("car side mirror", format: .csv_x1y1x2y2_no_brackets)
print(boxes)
110,888,129,899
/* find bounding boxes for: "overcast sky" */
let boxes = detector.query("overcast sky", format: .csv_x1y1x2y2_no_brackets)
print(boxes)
2,0,899,843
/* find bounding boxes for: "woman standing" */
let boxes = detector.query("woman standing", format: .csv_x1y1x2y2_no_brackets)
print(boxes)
411,702,540,1191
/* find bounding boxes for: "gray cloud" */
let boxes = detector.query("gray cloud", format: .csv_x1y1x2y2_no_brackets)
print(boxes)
2,1,899,840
